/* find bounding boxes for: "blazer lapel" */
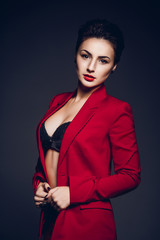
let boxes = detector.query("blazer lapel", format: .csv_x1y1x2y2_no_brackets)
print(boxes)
58,84,108,169
41,91,76,124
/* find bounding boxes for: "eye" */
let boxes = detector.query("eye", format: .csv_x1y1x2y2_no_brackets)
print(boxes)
99,59,108,64
81,54,89,59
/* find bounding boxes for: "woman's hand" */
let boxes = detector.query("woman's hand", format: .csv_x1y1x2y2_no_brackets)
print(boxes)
46,186,70,211
34,182,51,208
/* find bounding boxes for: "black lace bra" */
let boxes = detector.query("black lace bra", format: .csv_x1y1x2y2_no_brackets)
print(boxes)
40,121,71,154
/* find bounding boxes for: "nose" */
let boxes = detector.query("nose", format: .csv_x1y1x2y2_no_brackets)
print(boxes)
87,59,96,73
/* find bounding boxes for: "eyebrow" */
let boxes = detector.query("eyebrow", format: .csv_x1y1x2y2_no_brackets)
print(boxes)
80,49,110,60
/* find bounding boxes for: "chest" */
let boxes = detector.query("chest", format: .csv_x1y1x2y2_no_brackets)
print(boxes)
44,97,87,136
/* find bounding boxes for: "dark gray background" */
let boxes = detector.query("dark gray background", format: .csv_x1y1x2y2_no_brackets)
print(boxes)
1,0,160,239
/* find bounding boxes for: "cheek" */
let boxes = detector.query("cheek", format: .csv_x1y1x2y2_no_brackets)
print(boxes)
98,68,112,78
103,64,115,75
76,59,85,72
76,56,80,68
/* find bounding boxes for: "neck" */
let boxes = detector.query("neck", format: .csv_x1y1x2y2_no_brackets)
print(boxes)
74,81,104,102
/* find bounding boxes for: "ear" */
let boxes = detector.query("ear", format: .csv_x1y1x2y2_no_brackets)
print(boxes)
112,64,117,72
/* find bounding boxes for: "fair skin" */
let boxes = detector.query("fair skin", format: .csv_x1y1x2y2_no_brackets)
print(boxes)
34,38,117,211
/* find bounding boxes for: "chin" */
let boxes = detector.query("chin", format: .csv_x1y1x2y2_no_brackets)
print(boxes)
79,79,93,87
78,79,103,91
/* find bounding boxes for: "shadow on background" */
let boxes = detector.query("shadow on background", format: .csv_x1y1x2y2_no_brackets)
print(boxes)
1,0,160,239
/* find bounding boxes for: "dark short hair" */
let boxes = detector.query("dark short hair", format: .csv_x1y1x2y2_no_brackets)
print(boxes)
75,19,125,65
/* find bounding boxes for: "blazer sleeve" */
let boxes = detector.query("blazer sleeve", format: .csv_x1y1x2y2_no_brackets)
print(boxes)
32,157,46,194
69,102,141,204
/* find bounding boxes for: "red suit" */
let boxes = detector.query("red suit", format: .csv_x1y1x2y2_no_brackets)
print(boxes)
33,84,141,240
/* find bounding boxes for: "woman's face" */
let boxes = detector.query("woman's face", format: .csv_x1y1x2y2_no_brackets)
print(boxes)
76,38,117,89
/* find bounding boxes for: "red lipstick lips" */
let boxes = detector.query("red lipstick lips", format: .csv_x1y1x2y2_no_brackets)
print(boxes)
83,74,95,82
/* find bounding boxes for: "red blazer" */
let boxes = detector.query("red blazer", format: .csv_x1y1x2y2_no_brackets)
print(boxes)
33,84,141,240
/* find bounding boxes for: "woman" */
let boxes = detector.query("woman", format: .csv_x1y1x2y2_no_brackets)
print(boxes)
33,19,141,240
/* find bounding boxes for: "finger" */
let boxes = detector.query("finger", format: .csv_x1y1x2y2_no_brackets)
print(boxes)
35,201,43,208
39,202,49,208
34,196,47,202
46,187,58,198
35,199,49,209
35,189,48,198
43,182,51,193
